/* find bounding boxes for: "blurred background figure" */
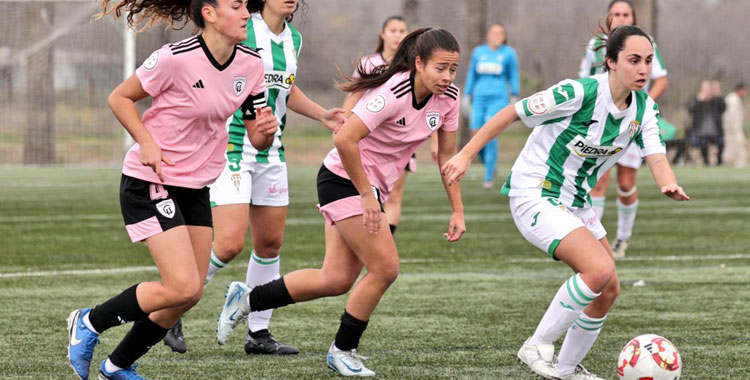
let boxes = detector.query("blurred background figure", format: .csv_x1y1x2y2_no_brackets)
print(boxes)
688,80,726,166
464,23,519,189
722,82,747,167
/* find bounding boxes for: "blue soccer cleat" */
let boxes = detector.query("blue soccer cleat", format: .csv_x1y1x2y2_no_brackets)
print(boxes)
67,308,100,380
216,281,252,345
98,360,148,380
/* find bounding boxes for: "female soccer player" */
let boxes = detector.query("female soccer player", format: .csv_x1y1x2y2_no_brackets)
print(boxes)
580,0,669,259
464,23,519,189
66,1,275,379
217,28,466,376
164,0,346,356
443,26,688,380
343,15,420,235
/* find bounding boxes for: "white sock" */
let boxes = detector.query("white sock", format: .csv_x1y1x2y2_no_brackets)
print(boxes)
104,358,122,373
556,313,607,376
616,199,638,241
82,311,99,334
591,196,606,221
205,248,228,285
246,250,280,332
528,274,600,346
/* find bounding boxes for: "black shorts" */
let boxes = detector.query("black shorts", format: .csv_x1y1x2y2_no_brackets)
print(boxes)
316,165,383,210
406,152,417,173
120,174,212,242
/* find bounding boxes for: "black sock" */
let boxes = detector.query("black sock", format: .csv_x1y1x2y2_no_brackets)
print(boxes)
334,310,368,351
88,284,148,334
109,317,168,369
248,277,295,312
389,224,397,234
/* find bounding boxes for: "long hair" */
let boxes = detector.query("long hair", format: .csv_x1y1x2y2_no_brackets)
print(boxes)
98,0,203,30
340,28,459,94
247,0,306,23
606,0,637,30
375,15,407,54
594,25,652,72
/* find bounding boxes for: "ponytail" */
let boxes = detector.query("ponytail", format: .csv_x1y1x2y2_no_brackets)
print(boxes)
98,0,217,30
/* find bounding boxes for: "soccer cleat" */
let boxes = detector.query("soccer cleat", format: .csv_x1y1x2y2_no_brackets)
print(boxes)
326,343,375,377
67,308,100,380
611,239,629,260
558,364,607,380
517,338,559,380
244,329,300,355
216,281,252,345
98,360,148,380
163,318,187,354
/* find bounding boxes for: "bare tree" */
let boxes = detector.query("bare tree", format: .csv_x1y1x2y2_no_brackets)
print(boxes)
23,4,55,164
632,0,657,38
460,0,487,147
403,0,420,26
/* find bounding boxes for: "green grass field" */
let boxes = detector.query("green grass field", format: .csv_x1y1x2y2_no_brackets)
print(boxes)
1,164,748,379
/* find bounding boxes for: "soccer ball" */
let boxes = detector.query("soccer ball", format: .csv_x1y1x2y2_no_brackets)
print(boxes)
617,334,682,380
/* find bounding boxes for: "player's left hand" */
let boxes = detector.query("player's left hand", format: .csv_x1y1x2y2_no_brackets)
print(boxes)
444,211,466,242
256,106,278,136
661,184,690,201
322,108,347,133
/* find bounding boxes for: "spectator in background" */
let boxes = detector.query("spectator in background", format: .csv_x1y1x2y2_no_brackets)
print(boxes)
722,83,747,167
688,80,726,166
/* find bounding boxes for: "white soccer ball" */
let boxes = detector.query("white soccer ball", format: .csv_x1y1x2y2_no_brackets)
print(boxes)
617,334,682,380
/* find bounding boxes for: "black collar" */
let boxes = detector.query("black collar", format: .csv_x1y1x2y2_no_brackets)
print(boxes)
198,34,236,72
410,74,432,110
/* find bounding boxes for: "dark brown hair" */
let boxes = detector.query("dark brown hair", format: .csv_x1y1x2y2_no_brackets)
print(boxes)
341,28,459,93
375,15,407,54
98,0,220,30
594,25,652,72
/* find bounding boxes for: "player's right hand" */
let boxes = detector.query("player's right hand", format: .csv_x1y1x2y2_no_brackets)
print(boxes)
255,106,278,136
441,152,471,186
140,140,173,183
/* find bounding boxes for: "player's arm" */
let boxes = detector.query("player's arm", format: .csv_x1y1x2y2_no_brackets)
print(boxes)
436,128,465,242
342,91,364,118
442,104,518,185
644,153,689,201
108,74,172,182
287,85,345,132
333,114,381,234
242,92,277,151
648,76,668,100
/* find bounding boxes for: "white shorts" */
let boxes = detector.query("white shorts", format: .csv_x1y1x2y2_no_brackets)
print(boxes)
509,196,607,259
209,161,289,207
617,144,642,169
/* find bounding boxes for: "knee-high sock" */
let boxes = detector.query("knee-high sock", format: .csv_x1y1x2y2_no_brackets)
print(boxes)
205,248,228,285
556,313,607,376
246,250,280,332
87,284,147,334
483,137,499,182
591,196,606,221
528,274,600,346
108,317,168,369
616,199,638,241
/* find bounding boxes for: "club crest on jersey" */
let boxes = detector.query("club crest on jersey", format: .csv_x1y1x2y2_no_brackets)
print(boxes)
143,51,159,71
425,111,440,131
231,173,241,192
366,95,386,113
567,135,623,158
233,76,247,96
155,199,176,219
628,120,641,139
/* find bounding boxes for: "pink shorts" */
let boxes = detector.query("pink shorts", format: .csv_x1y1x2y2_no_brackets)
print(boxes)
316,165,384,226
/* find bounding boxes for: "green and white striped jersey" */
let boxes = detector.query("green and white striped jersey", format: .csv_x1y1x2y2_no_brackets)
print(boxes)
501,73,665,208
226,12,302,165
578,35,667,81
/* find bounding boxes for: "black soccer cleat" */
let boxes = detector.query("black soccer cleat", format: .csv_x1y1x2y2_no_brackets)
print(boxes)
164,318,187,354
244,329,299,355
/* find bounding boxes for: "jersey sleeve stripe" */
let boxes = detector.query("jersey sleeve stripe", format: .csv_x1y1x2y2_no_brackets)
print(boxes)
171,43,201,55
390,79,410,92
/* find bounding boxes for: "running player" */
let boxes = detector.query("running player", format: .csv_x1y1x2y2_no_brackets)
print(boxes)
464,23,519,189
342,15,423,235
443,25,688,380
164,0,347,355
66,1,275,379
580,0,669,259
217,28,466,376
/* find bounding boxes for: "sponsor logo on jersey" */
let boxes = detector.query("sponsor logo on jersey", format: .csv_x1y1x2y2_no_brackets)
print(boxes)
143,51,159,71
628,120,640,139
528,92,552,115
567,135,623,158
476,61,503,75
155,199,176,219
395,117,406,126
264,70,295,90
233,76,247,96
366,95,386,113
425,111,440,131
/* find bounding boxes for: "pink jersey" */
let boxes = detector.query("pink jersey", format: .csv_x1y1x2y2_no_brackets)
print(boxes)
123,35,266,189
323,71,459,196
353,53,386,77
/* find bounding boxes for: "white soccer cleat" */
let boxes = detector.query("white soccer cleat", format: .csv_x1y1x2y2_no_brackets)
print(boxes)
327,343,375,377
611,239,629,260
216,281,252,345
558,364,607,380
517,338,559,380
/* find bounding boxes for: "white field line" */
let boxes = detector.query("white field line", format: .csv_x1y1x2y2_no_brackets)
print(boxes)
2,253,747,279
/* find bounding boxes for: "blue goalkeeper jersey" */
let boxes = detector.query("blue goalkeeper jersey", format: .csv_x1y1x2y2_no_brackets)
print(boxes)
464,44,519,102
